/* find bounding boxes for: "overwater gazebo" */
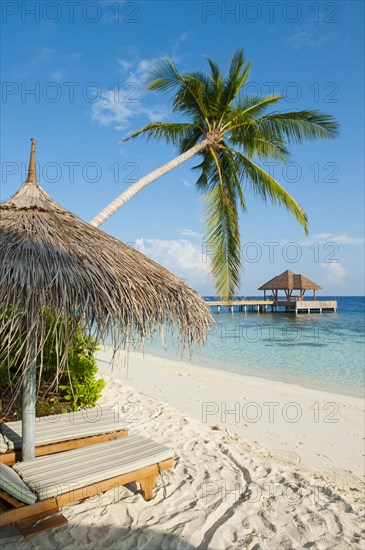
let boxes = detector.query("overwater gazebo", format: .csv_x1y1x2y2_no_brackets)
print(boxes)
258,269,321,301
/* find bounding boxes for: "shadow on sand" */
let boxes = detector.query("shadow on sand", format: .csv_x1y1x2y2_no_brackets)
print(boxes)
0,522,220,550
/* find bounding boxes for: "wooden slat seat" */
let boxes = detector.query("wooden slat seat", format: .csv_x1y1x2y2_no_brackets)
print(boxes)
1,407,128,465
13,434,173,500
0,434,174,538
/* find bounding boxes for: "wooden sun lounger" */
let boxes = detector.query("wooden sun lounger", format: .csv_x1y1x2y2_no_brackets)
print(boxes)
0,407,128,465
0,430,129,466
0,435,174,538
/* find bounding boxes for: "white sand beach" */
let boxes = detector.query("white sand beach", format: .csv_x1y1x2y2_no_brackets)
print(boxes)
97,349,365,479
1,349,364,549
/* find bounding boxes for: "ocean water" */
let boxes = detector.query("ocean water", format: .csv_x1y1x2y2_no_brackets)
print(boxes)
142,296,365,399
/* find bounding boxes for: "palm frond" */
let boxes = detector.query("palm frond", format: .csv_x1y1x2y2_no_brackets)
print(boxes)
224,95,283,131
194,147,246,299
217,145,248,211
146,56,183,92
206,57,223,85
203,185,241,300
123,122,194,145
171,76,210,120
261,110,339,144
234,151,308,233
179,126,206,153
191,153,213,190
205,57,224,113
230,124,291,161
146,57,209,121
220,50,250,111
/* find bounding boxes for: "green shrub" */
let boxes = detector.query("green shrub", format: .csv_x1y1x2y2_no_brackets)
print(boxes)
59,327,105,411
36,395,67,417
0,310,105,415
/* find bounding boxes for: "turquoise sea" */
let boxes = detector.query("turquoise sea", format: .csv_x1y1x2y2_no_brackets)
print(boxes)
143,296,365,399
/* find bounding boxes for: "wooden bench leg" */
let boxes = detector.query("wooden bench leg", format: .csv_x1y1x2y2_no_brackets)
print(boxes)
139,475,157,501
16,511,68,538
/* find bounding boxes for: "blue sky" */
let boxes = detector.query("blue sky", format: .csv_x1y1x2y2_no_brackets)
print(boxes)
1,0,364,295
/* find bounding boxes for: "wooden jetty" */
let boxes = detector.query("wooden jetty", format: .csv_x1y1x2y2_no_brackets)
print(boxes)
207,270,337,314
206,299,337,314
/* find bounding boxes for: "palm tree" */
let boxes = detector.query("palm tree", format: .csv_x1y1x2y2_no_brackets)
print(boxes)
90,50,338,299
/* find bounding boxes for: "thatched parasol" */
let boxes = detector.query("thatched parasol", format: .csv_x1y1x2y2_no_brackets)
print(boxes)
0,138,212,460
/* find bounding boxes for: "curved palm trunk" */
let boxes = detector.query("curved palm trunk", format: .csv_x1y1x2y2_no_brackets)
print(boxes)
89,139,209,227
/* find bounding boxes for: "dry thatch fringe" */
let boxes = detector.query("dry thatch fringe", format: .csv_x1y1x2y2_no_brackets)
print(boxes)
0,179,213,407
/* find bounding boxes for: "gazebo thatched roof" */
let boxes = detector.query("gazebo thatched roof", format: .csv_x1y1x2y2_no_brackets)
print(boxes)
258,270,321,291
0,139,212,384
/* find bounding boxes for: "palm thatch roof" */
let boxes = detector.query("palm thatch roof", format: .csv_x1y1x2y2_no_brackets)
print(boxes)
258,270,321,291
0,139,212,394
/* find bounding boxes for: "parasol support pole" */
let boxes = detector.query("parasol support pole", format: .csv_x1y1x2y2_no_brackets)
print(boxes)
22,341,37,461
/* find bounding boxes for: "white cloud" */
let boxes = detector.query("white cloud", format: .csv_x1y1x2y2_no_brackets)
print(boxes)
135,237,211,290
116,56,157,90
117,59,131,72
285,27,326,49
91,91,137,129
176,31,194,46
181,229,200,238
283,25,349,50
91,56,170,130
279,233,365,248
321,262,346,284
171,31,195,62
49,70,65,81
90,90,167,130
38,48,56,61
310,234,365,246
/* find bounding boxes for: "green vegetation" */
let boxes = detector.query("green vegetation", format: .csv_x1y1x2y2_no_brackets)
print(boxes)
0,310,104,417
58,329,105,412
